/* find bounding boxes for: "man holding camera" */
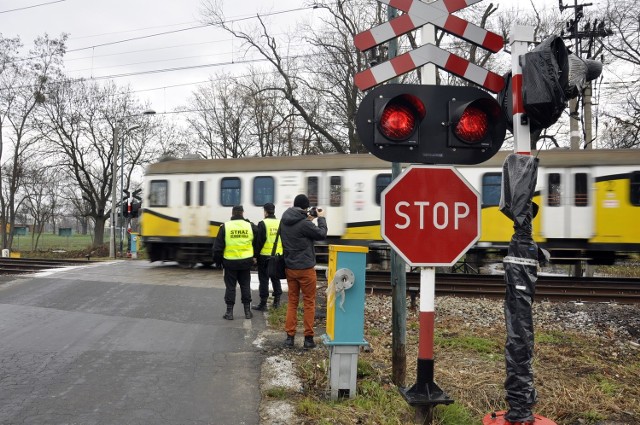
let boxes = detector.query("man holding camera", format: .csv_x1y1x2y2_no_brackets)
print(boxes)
280,194,327,349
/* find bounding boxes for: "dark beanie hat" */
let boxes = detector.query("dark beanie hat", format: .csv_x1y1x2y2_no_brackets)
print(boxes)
263,202,275,214
293,194,310,209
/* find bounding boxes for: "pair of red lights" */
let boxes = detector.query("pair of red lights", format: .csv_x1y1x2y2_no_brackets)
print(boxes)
378,94,491,143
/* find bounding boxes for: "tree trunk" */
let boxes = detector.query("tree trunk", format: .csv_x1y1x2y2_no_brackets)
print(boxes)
93,216,107,248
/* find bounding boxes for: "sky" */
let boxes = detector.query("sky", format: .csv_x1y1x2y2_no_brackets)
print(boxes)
0,0,315,115
0,0,586,118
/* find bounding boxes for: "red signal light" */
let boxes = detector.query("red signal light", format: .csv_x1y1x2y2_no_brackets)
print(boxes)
454,106,489,143
378,94,426,141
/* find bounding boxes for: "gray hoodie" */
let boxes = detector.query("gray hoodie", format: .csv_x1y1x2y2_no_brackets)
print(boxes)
280,206,328,270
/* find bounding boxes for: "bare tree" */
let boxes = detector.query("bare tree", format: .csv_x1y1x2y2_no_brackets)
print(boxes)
201,0,386,154
599,0,640,147
21,164,60,251
0,34,66,250
242,69,299,156
38,79,151,248
182,74,254,158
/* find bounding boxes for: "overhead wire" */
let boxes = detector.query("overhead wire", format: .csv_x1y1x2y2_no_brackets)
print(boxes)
0,0,65,14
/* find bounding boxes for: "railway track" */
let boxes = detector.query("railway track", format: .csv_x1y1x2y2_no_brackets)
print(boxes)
0,258,93,274
364,271,640,304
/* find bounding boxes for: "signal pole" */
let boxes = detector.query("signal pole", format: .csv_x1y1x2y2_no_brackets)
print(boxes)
386,5,408,390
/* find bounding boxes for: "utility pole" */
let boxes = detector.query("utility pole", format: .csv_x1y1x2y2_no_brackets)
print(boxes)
560,0,612,150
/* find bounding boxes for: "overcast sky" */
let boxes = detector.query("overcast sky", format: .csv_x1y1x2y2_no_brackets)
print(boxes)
0,0,313,115
0,0,583,117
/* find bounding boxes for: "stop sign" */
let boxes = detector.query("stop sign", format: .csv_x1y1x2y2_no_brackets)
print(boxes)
382,165,480,267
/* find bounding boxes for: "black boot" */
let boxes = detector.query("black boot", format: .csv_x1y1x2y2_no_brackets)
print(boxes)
252,298,268,311
272,296,280,309
283,334,294,348
223,305,233,320
303,336,316,349
244,303,253,319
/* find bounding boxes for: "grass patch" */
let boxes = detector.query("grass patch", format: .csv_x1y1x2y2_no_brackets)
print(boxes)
264,387,290,399
267,304,287,329
436,333,500,357
435,403,480,425
535,330,575,345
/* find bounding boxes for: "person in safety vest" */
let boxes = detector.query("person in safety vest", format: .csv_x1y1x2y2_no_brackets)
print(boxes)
280,194,327,349
252,203,283,311
213,205,258,320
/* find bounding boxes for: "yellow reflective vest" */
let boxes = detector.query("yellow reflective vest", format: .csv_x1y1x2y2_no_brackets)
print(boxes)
260,218,283,256
223,220,254,260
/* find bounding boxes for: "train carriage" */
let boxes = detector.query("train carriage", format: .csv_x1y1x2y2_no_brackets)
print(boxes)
141,149,640,268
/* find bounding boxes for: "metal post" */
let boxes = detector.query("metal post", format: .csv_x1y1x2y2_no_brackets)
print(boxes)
110,126,119,259
569,97,581,149
119,133,125,257
386,5,408,388
510,25,535,155
399,267,452,411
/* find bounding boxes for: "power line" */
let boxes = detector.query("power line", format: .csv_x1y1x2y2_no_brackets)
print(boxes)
66,6,315,54
0,0,65,14
85,54,313,81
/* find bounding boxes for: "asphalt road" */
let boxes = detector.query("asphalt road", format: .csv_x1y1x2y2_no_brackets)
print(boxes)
0,261,267,425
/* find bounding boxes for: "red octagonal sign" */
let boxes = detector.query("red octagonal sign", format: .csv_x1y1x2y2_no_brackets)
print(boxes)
382,165,480,267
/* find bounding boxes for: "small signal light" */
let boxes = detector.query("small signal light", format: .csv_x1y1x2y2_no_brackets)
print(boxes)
455,106,490,143
448,97,503,148
378,94,426,142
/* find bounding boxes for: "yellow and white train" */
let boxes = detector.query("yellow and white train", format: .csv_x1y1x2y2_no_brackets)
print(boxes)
141,149,640,267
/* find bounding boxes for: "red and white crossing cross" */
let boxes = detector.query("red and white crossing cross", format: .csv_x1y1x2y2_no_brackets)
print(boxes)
355,0,503,54
354,43,505,93
354,0,505,93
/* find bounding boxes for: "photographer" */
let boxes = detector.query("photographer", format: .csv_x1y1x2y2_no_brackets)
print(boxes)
280,194,327,349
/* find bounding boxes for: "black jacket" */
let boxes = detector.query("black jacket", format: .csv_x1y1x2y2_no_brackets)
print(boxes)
280,207,327,270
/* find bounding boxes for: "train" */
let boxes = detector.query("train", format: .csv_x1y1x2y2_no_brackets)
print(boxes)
140,149,640,268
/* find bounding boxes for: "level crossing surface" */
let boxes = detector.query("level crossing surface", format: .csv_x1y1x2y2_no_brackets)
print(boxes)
0,260,268,425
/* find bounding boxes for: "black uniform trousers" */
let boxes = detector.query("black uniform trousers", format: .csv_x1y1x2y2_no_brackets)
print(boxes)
223,268,252,306
257,255,283,300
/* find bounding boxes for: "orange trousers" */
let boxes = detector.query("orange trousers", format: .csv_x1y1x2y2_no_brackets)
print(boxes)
284,267,317,337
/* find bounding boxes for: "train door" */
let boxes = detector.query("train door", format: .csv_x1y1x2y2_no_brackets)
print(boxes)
179,177,209,236
304,172,345,237
542,168,594,239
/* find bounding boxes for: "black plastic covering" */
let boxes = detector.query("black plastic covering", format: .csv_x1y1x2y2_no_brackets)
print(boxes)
521,35,569,132
499,154,539,423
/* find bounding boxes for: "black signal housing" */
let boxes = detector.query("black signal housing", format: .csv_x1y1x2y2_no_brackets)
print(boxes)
356,84,506,164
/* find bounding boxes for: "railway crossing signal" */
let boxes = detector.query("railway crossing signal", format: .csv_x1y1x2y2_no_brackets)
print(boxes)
355,84,507,164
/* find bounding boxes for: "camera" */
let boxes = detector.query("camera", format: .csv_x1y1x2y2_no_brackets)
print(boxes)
308,207,318,218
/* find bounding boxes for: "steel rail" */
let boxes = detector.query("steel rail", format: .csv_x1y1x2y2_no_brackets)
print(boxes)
364,271,640,304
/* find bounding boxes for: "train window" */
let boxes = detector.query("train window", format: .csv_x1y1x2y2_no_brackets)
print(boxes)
185,181,192,206
330,176,342,207
149,180,168,207
220,177,241,206
307,177,318,206
253,176,274,205
631,172,640,206
548,173,561,206
482,173,502,206
375,174,392,205
574,173,588,207
198,181,205,206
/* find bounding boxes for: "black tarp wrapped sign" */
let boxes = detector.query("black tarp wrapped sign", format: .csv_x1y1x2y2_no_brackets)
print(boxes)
499,153,539,423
